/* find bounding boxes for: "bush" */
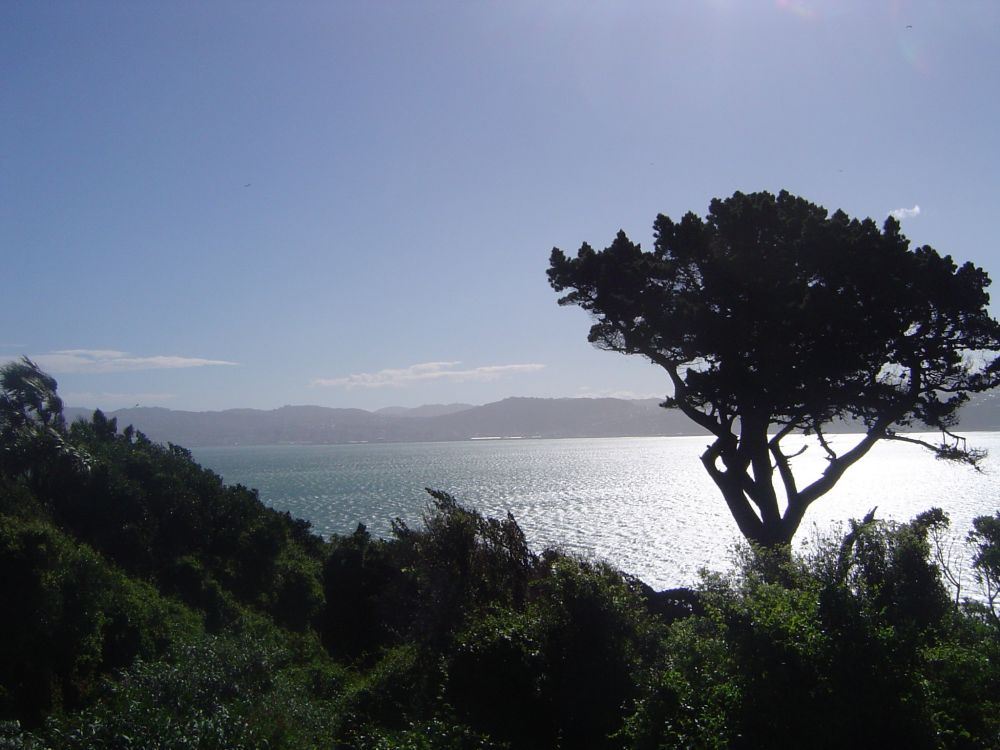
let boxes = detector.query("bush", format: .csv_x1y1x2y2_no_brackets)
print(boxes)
56,415,329,630
323,490,538,661
446,555,664,750
36,627,343,750
624,510,1000,750
0,514,200,727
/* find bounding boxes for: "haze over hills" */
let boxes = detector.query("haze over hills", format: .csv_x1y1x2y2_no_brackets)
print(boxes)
374,404,476,418
62,393,1000,448
64,397,701,447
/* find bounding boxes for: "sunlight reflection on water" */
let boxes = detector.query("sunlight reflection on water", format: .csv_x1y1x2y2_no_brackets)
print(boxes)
193,434,1000,590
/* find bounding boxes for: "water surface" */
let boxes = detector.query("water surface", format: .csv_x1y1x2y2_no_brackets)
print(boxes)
193,434,1000,589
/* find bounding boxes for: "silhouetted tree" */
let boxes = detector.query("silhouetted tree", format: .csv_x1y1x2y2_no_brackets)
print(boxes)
549,190,1000,547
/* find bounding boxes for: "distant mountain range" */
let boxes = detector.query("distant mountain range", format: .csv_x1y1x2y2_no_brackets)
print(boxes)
63,393,1000,448
374,403,476,418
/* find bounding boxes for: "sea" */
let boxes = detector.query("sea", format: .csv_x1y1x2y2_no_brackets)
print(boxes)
192,433,1000,591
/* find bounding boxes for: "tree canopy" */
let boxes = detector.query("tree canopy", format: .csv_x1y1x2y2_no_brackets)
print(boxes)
0,357,88,487
548,190,1000,546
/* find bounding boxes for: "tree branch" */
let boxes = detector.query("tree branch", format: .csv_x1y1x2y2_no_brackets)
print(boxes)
647,350,727,437
782,430,884,540
770,442,800,509
813,424,838,461
884,432,986,469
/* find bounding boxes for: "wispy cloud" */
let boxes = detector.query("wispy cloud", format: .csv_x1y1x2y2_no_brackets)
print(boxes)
889,204,921,220
15,349,238,374
313,361,545,389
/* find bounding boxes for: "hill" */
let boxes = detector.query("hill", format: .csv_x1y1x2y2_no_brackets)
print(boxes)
64,392,1000,447
374,403,475,418
64,397,704,447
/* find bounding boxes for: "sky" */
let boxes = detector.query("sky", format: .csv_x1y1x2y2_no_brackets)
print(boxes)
4,1,999,412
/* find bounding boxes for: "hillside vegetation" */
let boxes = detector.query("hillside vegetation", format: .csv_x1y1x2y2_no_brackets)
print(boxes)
3,360,1000,748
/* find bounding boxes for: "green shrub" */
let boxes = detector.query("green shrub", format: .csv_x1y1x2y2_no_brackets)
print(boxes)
57,414,329,630
0,515,199,727
445,555,664,750
625,510,999,750
38,627,343,750
343,643,443,735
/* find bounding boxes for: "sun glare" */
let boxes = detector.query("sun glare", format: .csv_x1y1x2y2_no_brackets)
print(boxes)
775,0,819,21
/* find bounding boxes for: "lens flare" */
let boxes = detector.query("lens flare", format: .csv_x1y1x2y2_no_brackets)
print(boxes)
775,0,819,21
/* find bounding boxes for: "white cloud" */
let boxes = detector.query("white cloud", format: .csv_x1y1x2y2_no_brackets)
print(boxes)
313,361,546,389
889,204,921,220
21,349,238,374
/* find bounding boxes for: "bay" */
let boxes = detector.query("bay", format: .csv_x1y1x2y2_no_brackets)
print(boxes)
192,433,1000,590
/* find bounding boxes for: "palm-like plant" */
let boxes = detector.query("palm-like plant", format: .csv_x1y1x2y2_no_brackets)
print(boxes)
1,357,89,485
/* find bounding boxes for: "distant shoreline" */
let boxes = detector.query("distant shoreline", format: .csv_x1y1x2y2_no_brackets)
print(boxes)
65,394,1000,448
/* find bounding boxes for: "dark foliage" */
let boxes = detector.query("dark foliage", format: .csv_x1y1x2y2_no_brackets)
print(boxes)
16,626,345,750
54,413,328,632
0,358,90,494
549,190,1000,546
318,488,667,747
0,361,331,734
323,489,538,660
3,359,1000,748
446,556,665,749
967,512,1000,625
623,512,1000,749
0,507,201,727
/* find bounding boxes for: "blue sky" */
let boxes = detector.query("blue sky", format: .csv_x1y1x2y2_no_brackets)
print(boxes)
4,1,999,412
